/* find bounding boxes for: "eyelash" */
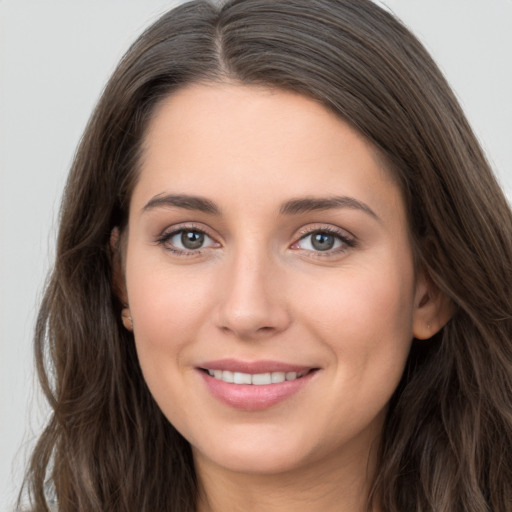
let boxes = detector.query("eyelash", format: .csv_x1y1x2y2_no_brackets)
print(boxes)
155,224,218,257
155,225,356,257
292,226,356,257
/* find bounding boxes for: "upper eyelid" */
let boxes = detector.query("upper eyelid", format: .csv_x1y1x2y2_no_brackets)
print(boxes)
156,226,219,256
159,222,216,238
156,223,220,249
155,222,355,247
294,224,355,240
291,225,357,254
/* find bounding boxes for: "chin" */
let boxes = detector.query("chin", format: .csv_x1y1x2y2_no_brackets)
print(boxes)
191,428,317,476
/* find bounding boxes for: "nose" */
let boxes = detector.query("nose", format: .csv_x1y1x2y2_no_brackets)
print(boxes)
214,249,291,341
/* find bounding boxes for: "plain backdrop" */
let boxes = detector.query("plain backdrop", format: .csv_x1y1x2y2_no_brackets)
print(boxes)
1,1,511,509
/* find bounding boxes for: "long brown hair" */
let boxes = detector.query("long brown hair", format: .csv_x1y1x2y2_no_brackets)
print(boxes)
22,1,512,510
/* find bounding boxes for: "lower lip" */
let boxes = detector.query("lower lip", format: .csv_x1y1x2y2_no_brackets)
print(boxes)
199,370,317,411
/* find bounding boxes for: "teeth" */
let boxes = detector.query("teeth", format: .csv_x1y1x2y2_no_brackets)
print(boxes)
253,373,273,385
234,372,252,384
222,370,234,383
271,372,286,383
206,369,308,385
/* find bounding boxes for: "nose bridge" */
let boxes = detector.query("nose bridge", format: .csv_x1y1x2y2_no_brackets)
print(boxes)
215,239,290,339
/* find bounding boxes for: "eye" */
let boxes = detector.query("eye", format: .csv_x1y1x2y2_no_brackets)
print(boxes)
292,228,355,254
157,227,218,254
174,230,208,250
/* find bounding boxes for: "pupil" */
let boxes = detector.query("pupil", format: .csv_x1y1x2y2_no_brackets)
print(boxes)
311,232,334,251
181,230,204,249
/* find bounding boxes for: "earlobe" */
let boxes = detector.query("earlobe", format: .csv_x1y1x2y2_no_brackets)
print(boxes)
121,308,134,331
412,271,455,340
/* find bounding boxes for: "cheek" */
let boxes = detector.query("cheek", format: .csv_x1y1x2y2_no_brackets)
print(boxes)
303,263,413,330
125,262,213,430
299,267,416,438
297,262,416,383
126,260,212,364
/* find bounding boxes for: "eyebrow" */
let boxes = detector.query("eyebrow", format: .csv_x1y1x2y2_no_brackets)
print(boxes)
279,196,379,220
141,193,378,220
142,193,220,215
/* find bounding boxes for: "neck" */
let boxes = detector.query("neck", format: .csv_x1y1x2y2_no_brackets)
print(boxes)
194,442,381,512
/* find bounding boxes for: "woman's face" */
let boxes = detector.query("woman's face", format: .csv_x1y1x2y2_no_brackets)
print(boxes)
122,83,431,477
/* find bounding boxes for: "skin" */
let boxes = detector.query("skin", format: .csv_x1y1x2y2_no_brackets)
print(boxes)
117,83,448,512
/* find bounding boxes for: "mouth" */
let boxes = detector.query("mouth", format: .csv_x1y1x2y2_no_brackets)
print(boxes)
197,360,320,410
200,368,313,385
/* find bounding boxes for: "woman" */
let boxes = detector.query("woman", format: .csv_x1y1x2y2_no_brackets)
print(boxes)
21,0,512,511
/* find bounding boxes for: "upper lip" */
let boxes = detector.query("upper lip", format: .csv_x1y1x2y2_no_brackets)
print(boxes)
198,359,316,374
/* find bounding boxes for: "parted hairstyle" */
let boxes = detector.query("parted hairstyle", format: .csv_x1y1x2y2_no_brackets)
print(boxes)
21,1,512,511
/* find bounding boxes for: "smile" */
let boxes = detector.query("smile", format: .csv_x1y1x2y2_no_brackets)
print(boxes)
198,362,319,410
204,369,310,385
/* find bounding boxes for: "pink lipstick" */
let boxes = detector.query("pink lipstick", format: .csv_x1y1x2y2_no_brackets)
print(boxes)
198,359,318,411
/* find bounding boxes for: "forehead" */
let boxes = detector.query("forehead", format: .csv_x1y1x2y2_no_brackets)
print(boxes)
134,83,404,224
143,83,378,165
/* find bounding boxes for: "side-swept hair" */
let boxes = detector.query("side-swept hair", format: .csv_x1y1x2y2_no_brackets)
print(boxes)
22,1,512,511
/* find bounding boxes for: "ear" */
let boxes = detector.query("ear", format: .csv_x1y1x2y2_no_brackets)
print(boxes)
110,227,132,330
120,307,134,331
412,270,454,340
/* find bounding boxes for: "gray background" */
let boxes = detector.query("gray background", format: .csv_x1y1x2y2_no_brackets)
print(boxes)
1,1,511,509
